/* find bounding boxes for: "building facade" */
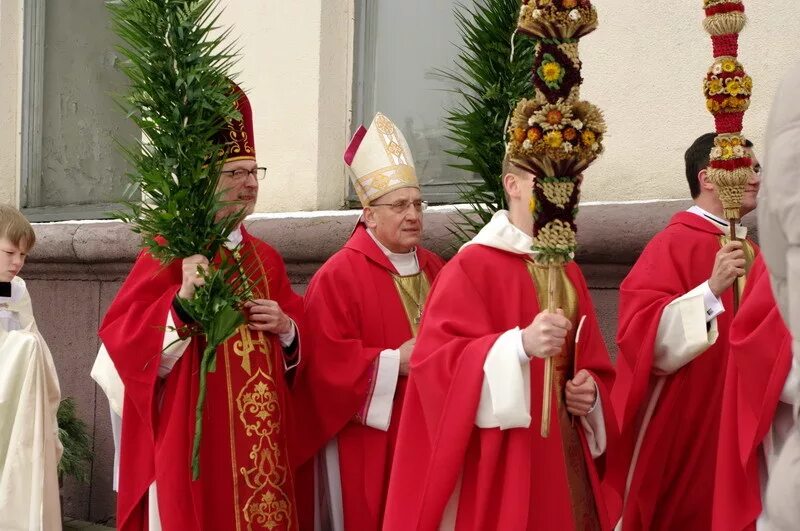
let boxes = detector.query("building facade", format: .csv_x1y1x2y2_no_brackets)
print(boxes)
0,0,794,523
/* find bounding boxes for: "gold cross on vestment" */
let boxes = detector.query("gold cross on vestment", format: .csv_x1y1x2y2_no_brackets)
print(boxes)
233,324,270,376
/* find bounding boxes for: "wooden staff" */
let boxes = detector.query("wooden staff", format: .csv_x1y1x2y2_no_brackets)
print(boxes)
729,219,740,314
541,263,559,438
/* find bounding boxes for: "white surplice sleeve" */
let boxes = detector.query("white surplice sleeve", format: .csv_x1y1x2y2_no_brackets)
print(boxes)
653,281,721,375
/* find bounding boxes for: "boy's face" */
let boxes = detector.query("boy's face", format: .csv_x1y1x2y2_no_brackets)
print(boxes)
0,238,28,282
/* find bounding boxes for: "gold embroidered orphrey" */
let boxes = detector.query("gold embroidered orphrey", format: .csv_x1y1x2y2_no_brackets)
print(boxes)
392,271,431,337
528,262,601,531
223,245,294,530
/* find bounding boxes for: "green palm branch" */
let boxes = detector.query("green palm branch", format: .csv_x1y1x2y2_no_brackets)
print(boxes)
108,0,250,479
436,0,535,245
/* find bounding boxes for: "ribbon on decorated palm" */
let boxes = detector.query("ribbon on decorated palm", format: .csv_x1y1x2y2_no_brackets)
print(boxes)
507,0,606,437
702,0,753,313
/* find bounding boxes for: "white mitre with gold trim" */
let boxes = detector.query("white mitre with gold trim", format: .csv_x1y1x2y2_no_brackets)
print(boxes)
344,112,419,207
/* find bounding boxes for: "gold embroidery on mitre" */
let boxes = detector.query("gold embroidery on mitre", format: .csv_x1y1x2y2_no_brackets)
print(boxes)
375,113,395,135
360,165,419,205
237,368,293,530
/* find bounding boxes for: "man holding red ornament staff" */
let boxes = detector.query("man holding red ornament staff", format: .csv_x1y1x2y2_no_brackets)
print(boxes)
606,1,763,527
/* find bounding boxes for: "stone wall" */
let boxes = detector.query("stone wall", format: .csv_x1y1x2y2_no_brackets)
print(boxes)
24,201,757,522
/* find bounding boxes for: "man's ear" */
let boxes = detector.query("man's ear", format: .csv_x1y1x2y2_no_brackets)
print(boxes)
363,207,377,229
502,172,517,200
698,168,715,193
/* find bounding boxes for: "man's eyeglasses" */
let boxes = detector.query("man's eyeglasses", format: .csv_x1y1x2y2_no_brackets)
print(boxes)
220,167,267,181
369,199,428,214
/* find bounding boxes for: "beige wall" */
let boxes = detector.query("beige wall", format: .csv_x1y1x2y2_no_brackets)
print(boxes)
2,1,800,212
0,0,22,206
580,1,800,202
218,0,352,213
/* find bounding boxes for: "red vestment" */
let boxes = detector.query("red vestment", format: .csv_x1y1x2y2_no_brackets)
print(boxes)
607,212,759,530
712,255,792,530
291,224,444,530
99,227,303,531
383,244,616,530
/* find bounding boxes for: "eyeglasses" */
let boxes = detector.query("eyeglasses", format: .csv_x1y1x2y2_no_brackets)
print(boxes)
220,167,267,181
369,199,428,214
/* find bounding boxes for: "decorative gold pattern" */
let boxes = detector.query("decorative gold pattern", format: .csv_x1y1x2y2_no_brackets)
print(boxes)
539,180,575,208
237,368,293,530
527,262,601,531
391,272,432,336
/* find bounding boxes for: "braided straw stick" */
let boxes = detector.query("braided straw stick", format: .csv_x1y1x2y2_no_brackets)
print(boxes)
702,0,754,313
508,0,605,438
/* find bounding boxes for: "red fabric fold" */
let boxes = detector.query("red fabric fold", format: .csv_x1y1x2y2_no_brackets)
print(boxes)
606,211,759,530
100,228,304,531
383,245,617,530
712,255,792,530
290,224,444,530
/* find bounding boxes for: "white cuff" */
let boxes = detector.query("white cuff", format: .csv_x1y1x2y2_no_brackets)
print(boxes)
91,343,126,417
364,349,400,431
278,319,297,347
159,311,192,378
653,290,719,375
696,281,725,322
580,383,607,458
475,328,531,429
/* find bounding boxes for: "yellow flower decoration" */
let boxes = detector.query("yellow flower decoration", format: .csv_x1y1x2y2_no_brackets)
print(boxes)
726,79,742,97
722,145,734,158
721,59,737,73
513,127,526,143
545,130,563,148
581,129,596,146
742,76,753,91
707,78,723,95
706,99,720,112
730,136,742,147
529,196,537,214
541,62,564,84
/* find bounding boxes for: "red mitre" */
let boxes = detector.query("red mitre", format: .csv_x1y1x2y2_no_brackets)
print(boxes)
216,82,256,162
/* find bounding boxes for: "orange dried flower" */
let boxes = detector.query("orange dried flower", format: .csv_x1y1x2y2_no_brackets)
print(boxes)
546,110,564,125
563,127,578,141
527,127,543,142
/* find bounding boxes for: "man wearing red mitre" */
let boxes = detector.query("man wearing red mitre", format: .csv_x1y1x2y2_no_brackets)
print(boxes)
97,85,304,531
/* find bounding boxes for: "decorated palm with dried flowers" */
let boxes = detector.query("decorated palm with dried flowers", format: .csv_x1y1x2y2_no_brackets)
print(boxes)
701,0,753,312
507,0,605,437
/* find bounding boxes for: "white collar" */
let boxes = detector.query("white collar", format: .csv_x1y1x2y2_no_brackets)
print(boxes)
225,225,243,250
366,228,418,264
687,205,748,238
460,210,534,256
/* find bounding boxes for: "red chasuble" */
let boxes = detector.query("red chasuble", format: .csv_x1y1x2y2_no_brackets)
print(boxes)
607,212,758,531
99,227,303,531
291,224,444,530
382,244,616,531
712,255,792,531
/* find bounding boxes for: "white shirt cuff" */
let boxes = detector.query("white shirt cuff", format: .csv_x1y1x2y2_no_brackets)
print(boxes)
159,310,192,378
278,319,297,348
364,349,401,431
696,280,725,322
